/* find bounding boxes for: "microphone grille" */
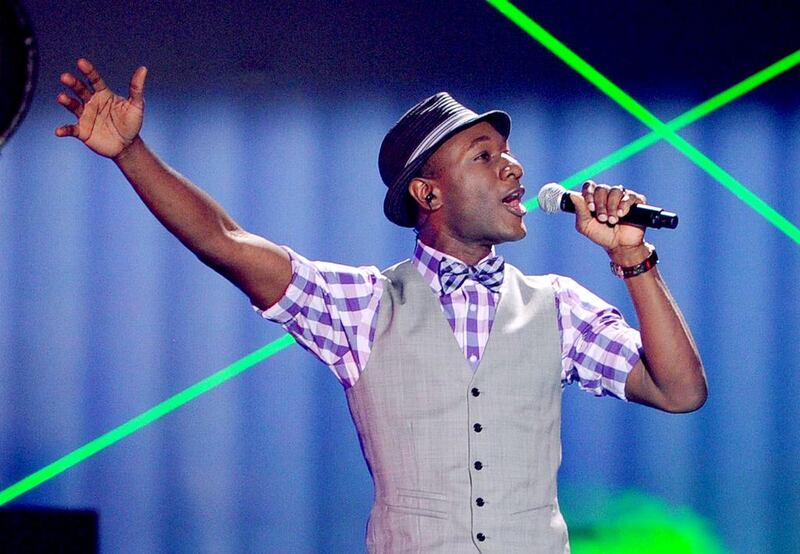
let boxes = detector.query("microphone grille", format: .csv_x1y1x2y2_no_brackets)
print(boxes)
537,182,567,214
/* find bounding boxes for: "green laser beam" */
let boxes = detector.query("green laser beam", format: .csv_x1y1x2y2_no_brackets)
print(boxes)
523,48,800,211
561,51,800,191
2,12,798,508
0,334,296,506
490,0,800,244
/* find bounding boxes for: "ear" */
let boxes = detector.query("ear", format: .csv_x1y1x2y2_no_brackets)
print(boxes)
408,177,440,211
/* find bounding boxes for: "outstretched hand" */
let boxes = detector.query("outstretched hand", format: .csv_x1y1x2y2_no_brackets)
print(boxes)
55,58,147,159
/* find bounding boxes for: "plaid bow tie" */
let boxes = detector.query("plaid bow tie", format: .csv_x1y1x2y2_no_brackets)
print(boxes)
438,255,505,295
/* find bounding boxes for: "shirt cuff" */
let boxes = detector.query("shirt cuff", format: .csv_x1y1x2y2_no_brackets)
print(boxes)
252,246,307,324
607,329,643,401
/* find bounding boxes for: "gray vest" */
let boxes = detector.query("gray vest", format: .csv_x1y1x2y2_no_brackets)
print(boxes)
345,260,569,553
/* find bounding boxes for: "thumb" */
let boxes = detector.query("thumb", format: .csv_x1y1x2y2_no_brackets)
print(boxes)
128,66,147,108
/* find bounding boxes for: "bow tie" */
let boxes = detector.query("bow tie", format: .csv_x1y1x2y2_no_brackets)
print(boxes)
438,255,505,295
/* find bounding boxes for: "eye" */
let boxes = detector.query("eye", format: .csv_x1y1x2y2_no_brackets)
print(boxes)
474,151,491,162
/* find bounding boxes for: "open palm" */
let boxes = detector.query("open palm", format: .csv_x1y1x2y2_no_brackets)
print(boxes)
55,58,147,159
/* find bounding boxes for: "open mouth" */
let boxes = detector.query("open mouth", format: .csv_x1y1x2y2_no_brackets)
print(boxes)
502,187,527,217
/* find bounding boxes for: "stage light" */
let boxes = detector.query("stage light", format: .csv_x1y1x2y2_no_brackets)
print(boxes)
0,0,38,152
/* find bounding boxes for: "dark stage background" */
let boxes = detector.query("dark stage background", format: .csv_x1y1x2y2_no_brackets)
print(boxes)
1,1,799,552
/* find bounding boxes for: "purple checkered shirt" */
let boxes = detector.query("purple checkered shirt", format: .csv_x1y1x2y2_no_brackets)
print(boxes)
257,239,642,398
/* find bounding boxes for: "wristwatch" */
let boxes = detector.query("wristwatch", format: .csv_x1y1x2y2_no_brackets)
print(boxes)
610,243,658,279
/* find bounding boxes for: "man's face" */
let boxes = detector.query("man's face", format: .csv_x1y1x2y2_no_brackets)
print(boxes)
428,121,527,246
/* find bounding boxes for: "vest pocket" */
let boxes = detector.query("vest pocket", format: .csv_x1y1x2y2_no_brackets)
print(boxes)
509,503,555,517
396,487,447,502
507,503,569,550
373,501,453,553
384,503,449,520
384,487,450,519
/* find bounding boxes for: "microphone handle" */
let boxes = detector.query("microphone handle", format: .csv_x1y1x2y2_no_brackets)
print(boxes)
560,193,678,229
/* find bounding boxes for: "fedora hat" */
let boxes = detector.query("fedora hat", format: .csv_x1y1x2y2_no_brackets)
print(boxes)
379,92,511,227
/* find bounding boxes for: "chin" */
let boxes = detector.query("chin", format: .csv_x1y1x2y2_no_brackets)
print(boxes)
493,223,527,245
508,220,528,241
510,228,527,242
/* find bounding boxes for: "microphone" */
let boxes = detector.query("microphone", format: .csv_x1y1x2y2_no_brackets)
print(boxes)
537,183,679,229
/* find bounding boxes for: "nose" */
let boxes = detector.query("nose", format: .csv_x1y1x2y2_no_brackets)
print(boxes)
501,152,523,181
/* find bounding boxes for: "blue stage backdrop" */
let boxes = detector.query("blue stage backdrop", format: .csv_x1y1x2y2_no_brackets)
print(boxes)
1,90,798,553
1,0,800,551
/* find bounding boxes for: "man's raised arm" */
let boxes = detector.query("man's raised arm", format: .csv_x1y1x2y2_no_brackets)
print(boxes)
55,59,290,310
572,180,707,413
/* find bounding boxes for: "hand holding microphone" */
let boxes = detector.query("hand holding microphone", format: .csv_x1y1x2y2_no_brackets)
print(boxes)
538,181,678,229
538,180,678,260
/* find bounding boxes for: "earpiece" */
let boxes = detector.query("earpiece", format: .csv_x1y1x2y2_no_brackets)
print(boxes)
425,193,435,207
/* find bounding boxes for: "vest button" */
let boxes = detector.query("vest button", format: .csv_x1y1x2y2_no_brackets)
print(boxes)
471,387,480,397
473,423,483,432
474,461,483,470
476,497,485,506
476,532,486,542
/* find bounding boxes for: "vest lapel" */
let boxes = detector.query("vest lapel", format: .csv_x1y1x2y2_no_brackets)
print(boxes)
469,269,508,378
401,264,476,379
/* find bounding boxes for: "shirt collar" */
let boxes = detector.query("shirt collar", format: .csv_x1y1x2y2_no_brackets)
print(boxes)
411,239,498,295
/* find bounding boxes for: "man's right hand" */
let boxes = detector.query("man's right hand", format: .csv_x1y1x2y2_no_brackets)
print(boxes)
55,58,147,159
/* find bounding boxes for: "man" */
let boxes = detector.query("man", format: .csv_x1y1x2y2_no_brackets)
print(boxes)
56,59,706,553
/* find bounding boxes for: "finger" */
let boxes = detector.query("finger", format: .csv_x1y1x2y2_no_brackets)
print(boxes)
56,92,83,117
77,58,109,93
128,66,147,109
60,72,92,103
592,184,610,222
581,180,596,212
54,124,79,138
605,185,625,224
616,189,646,218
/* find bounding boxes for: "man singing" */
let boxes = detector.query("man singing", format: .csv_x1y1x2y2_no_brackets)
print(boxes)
56,59,706,553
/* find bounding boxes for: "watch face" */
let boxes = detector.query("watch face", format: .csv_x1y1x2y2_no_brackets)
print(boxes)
0,0,38,151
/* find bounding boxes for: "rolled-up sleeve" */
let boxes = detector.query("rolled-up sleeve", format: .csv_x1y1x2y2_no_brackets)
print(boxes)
255,246,384,387
550,274,642,400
